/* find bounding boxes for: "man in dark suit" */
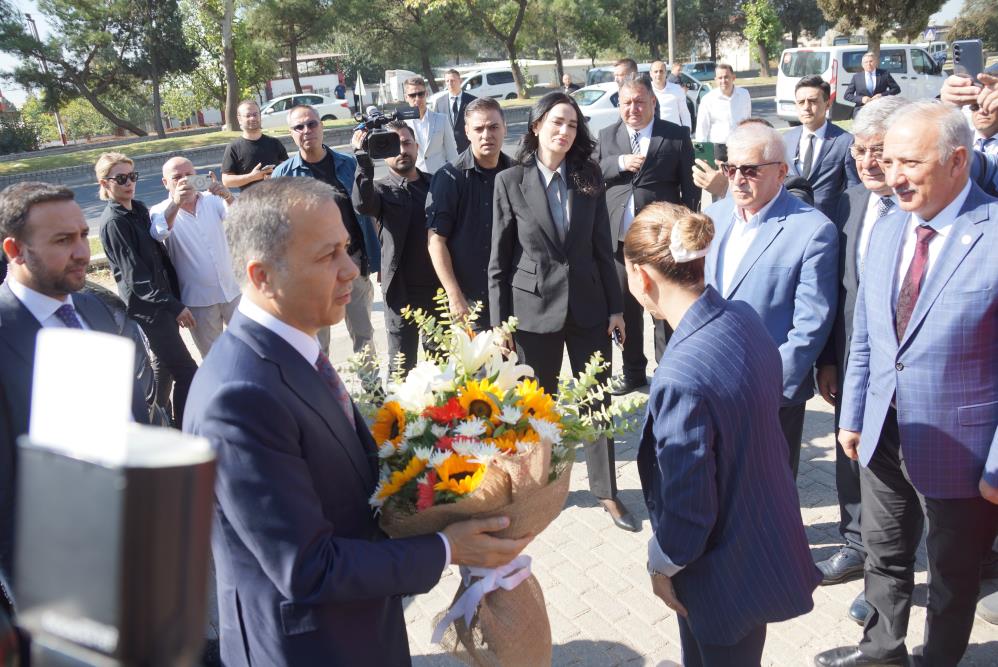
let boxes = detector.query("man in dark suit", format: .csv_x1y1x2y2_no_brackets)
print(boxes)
784,76,860,219
844,52,901,118
559,73,580,93
0,182,151,592
596,77,698,394
433,68,476,155
184,177,527,666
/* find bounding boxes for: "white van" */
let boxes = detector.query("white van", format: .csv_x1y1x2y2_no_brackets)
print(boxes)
776,44,946,123
461,68,519,100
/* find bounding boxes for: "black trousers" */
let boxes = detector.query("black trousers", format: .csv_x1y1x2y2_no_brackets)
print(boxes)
139,311,198,428
859,408,998,665
514,317,617,499
385,286,439,375
832,399,865,555
778,403,806,478
678,616,766,667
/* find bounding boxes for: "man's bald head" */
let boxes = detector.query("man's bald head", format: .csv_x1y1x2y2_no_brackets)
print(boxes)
161,156,197,203
162,156,194,180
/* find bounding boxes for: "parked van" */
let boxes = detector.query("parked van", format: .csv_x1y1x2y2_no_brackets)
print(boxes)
776,44,945,123
461,68,519,100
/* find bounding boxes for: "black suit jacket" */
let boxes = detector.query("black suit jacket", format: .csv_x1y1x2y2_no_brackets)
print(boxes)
843,69,901,116
489,159,623,333
596,118,699,246
0,282,151,586
434,91,476,154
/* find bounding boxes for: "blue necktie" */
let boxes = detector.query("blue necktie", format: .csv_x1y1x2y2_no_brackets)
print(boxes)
54,304,84,329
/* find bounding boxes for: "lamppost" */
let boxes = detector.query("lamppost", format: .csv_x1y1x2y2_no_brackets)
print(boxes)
24,13,67,146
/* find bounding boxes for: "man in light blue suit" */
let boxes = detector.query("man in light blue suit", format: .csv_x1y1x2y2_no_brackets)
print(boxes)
705,123,838,476
784,76,860,219
816,101,998,667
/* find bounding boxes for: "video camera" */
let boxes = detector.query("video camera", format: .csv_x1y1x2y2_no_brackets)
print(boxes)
354,105,420,160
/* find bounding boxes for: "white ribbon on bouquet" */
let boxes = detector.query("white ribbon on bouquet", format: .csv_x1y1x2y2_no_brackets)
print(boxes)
430,554,533,644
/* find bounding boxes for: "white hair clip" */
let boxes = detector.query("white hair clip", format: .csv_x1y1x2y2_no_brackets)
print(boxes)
669,223,708,263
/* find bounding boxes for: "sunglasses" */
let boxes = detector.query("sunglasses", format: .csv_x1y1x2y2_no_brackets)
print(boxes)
108,171,139,185
406,90,427,98
719,162,781,179
290,119,320,133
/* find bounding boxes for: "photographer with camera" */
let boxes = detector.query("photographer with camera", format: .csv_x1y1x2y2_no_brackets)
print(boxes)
352,120,440,374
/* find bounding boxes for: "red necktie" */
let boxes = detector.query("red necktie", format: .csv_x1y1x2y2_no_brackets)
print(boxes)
895,225,937,341
315,351,356,428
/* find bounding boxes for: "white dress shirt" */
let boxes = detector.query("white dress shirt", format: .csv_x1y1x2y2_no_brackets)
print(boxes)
715,194,780,297
652,81,691,128
694,86,752,143
857,192,897,272
865,71,876,95
892,180,971,309
974,131,998,158
236,296,453,567
796,121,828,174
7,275,91,330
448,94,461,124
616,120,654,237
149,193,241,308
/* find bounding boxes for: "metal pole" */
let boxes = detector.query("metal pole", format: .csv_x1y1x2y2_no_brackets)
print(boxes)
25,14,67,146
667,0,675,67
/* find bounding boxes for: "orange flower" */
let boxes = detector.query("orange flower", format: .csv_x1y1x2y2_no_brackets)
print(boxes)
372,401,406,446
433,454,486,496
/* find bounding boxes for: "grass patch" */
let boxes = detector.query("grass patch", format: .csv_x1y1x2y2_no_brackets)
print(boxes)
735,75,778,87
88,236,104,256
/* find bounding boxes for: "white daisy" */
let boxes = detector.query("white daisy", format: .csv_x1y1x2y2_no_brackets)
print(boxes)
454,419,487,437
404,417,429,439
497,405,523,425
529,417,563,445
377,443,396,459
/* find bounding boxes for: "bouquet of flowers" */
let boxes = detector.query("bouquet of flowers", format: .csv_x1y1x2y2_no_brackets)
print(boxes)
346,298,644,666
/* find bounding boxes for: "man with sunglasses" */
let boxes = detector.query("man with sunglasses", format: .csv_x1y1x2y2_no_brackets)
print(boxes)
272,105,379,359
704,124,838,479
402,77,457,174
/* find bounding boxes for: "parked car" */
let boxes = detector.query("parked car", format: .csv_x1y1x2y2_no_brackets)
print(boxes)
583,67,709,124
573,78,709,134
918,40,949,66
461,68,520,100
682,61,717,82
258,93,352,128
776,44,945,123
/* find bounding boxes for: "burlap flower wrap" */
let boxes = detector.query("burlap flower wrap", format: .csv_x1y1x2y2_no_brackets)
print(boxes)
380,437,572,666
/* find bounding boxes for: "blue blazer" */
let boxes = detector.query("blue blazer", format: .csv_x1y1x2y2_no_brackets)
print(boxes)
840,183,998,499
638,286,820,645
705,188,839,405
183,312,445,666
783,122,860,219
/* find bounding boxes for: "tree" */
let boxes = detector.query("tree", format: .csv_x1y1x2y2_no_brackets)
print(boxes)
563,0,626,67
947,0,998,52
775,0,823,47
623,0,666,59
18,94,60,143
247,0,335,94
0,113,39,155
221,0,239,130
817,0,944,56
133,0,199,138
744,0,784,76
694,0,741,62
462,0,532,99
59,97,113,141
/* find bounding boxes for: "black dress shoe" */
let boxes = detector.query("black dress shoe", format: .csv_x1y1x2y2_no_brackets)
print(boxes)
814,646,907,666
607,374,648,396
849,591,872,626
816,546,865,585
600,497,640,532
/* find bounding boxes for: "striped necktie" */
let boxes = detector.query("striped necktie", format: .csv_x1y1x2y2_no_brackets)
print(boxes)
315,351,355,428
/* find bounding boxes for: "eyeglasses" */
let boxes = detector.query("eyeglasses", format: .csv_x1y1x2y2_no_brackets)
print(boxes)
850,144,884,160
406,90,427,98
108,171,139,185
719,162,781,179
290,119,320,133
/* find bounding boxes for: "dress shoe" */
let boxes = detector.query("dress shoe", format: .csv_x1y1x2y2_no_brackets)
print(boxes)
816,546,865,585
848,591,872,626
814,646,907,666
977,590,998,625
607,374,648,396
599,497,640,532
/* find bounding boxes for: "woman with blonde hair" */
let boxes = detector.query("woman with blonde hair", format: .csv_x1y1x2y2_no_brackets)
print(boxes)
96,152,197,427
626,202,820,666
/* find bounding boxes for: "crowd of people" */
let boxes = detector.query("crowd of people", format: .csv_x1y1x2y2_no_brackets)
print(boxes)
1,56,997,667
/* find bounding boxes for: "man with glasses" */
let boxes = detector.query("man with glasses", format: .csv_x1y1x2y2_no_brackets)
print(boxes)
695,63,751,144
704,124,838,478
403,76,457,174
273,105,379,358
433,69,476,155
221,100,289,191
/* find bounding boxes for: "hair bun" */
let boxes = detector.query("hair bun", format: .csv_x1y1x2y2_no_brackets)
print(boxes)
676,212,715,253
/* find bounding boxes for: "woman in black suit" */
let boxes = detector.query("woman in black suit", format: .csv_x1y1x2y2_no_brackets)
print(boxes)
488,92,636,531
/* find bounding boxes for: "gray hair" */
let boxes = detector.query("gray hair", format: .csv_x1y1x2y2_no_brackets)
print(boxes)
225,177,338,284
0,181,76,243
852,96,910,140
620,77,653,97
863,52,876,61
286,104,318,127
887,99,973,163
726,123,785,163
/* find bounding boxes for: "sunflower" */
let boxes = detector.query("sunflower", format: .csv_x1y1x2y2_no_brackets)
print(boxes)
433,453,487,496
514,379,558,422
457,379,504,423
372,401,406,446
375,455,427,501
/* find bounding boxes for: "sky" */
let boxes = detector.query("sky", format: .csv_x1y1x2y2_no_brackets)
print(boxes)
0,0,967,108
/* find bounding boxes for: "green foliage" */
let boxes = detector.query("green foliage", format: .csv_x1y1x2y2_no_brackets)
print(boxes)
693,0,742,62
18,94,60,143
246,0,336,92
59,98,114,141
817,0,945,51
744,0,784,70
775,0,824,46
948,0,998,52
0,112,39,155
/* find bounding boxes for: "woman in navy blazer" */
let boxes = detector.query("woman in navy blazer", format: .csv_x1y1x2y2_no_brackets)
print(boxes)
624,202,820,666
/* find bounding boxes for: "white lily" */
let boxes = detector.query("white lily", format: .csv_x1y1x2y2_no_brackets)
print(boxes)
388,360,441,412
486,350,534,392
453,326,500,375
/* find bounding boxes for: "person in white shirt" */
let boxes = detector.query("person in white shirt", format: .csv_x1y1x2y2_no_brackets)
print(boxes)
649,60,691,130
403,76,458,173
150,157,241,357
694,63,751,143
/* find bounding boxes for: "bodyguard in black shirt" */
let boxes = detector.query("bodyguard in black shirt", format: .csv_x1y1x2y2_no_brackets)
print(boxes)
221,100,289,191
95,152,198,427
426,97,512,330
352,121,440,373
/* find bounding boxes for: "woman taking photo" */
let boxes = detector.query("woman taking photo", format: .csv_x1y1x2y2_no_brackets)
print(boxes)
488,92,637,532
624,202,820,666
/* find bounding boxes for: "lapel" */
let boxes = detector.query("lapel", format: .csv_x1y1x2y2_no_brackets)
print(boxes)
229,313,375,488
667,285,725,351
705,200,735,286
726,190,789,298
563,177,586,252
809,124,838,178
0,282,42,366
635,121,665,182
518,162,565,254
843,187,871,290
898,188,990,350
